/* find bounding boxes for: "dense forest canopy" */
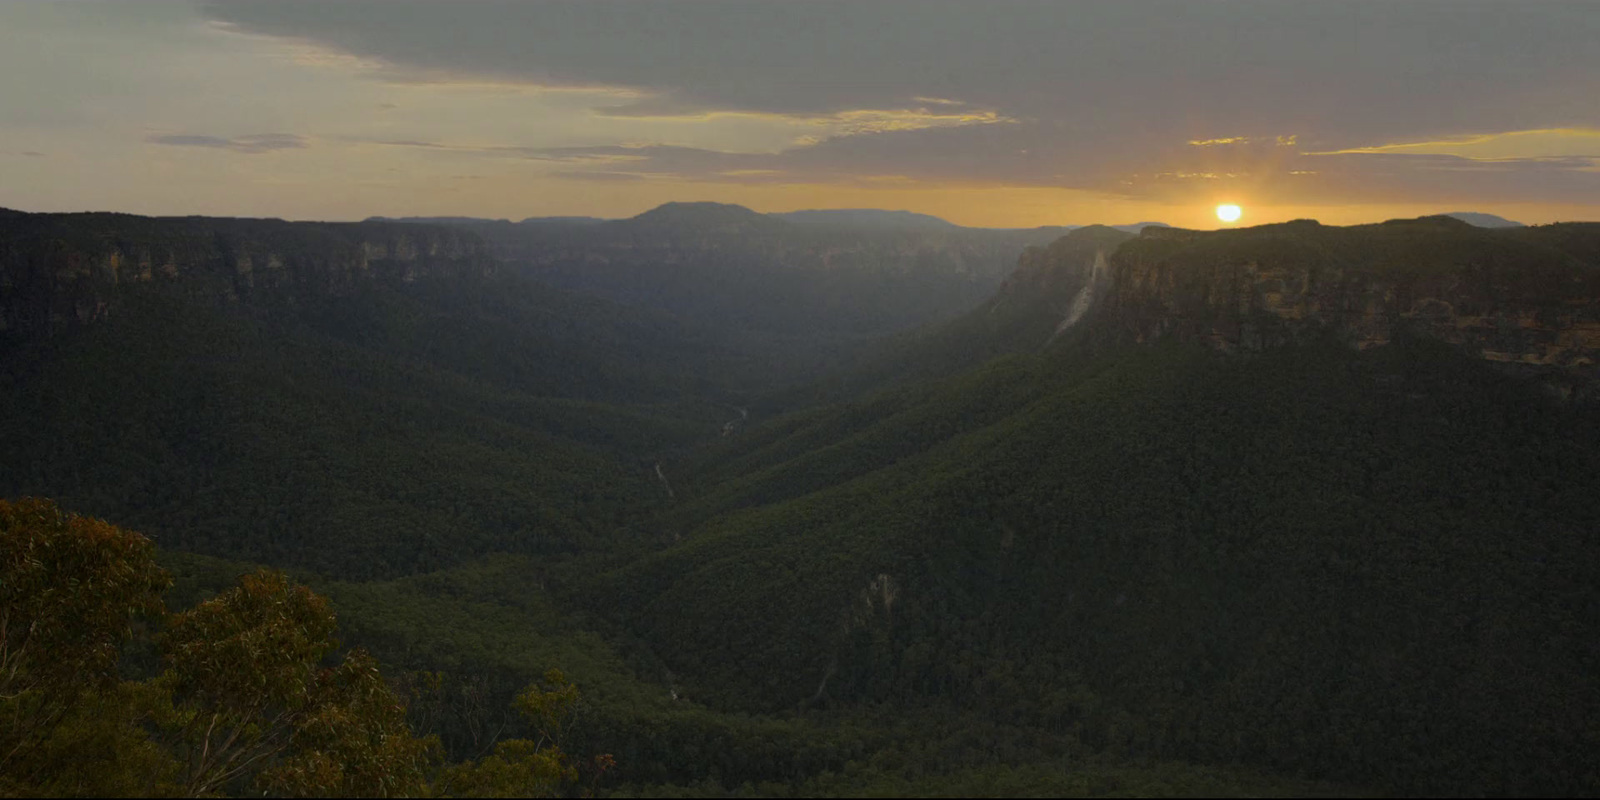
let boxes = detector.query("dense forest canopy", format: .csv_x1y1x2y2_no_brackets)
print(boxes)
3,208,1599,796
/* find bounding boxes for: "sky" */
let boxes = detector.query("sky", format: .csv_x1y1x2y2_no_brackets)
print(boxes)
1,0,1597,229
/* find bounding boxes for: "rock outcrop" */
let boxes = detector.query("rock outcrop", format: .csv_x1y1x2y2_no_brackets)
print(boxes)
1062,216,1600,391
0,209,495,338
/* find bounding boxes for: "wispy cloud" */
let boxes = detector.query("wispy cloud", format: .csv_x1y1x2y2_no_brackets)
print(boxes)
1307,128,1600,160
590,100,1013,134
189,1,1600,211
548,170,649,182
4,2,1591,222
147,133,308,154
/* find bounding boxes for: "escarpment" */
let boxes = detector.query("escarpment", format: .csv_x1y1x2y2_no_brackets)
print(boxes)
1017,216,1600,389
0,209,496,339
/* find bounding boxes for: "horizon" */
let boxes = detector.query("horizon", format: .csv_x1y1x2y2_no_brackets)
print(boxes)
0,199,1562,232
2,2,1598,229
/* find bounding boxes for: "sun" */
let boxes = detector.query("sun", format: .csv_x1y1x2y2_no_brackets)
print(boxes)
1216,204,1242,223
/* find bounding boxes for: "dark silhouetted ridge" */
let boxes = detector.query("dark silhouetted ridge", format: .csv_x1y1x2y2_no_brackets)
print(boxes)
624,201,779,229
772,208,958,229
1443,211,1525,228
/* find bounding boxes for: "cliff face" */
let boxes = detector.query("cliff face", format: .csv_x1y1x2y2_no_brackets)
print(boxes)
0,209,495,338
1075,218,1600,383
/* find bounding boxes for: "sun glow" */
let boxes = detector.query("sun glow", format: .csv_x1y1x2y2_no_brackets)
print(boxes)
1216,204,1242,223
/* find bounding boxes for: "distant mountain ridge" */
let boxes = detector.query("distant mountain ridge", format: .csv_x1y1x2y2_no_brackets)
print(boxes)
803,216,1600,407
0,209,494,340
364,209,1516,232
624,200,782,230
369,205,1168,233
772,208,959,229
518,215,608,225
365,215,610,225
414,201,1074,344
0,204,1071,398
1442,211,1525,228
364,215,511,225
1108,221,1170,233
1013,216,1600,395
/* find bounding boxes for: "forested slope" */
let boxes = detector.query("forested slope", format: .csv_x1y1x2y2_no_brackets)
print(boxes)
5,210,1599,795
560,218,1600,794
593,336,1600,794
0,210,759,576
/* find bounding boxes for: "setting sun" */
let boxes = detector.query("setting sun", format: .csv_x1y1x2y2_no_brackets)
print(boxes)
1216,204,1243,223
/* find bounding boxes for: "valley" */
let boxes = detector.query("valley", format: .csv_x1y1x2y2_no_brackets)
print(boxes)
3,205,1598,796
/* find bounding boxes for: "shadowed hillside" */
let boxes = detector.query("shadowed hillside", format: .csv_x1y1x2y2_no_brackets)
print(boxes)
4,210,1598,796
552,217,1600,794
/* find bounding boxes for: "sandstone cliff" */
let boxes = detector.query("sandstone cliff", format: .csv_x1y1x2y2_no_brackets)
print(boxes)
0,208,495,339
1102,217,1600,369
981,216,1600,396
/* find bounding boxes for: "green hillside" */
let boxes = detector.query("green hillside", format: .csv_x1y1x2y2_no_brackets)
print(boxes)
0,275,738,577
574,336,1600,795
5,212,1600,795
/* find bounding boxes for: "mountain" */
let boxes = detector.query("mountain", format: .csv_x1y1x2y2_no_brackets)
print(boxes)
0,208,756,576
772,208,960,229
782,215,1600,409
1108,220,1170,233
452,202,1069,348
1,209,493,340
766,210,1170,234
1093,218,1600,394
367,215,609,225
624,200,783,231
7,207,1600,796
518,215,608,225
608,329,1600,795
352,205,1164,361
565,218,1600,795
1443,211,1525,228
363,215,511,225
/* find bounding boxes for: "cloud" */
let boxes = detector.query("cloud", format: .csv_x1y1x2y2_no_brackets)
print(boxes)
147,133,308,154
1307,128,1600,160
548,170,649,182
514,129,1600,206
365,139,450,150
197,2,1600,206
201,2,1600,142
349,123,1600,206
588,102,1014,137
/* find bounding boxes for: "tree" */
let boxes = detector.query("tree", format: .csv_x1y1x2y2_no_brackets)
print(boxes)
439,669,606,798
159,568,437,797
0,497,173,794
256,650,439,797
4,499,608,797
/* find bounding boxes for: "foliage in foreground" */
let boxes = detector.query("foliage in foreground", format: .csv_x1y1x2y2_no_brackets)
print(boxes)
0,498,598,798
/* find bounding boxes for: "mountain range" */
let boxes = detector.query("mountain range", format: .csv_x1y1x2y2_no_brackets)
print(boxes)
3,203,1598,796
1442,211,1525,228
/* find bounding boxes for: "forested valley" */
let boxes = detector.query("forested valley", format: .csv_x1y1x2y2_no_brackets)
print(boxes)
3,207,1598,796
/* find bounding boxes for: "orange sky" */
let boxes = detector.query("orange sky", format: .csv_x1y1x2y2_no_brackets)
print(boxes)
2,3,1597,228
